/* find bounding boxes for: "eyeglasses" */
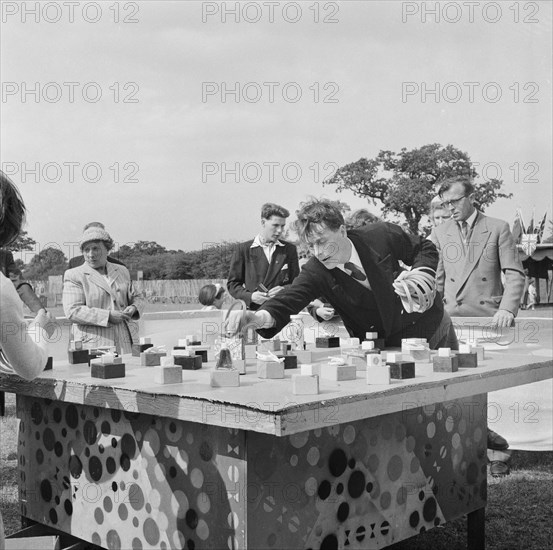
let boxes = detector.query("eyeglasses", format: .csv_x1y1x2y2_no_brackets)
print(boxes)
442,195,467,208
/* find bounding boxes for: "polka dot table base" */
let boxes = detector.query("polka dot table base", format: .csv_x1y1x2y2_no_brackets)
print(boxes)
17,394,486,549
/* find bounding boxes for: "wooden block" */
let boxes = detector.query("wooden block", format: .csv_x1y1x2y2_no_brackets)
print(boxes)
154,365,182,384
187,346,209,362
44,357,53,371
348,337,360,347
160,356,175,366
140,352,167,366
293,349,312,364
366,354,383,368
87,351,103,366
315,336,340,348
177,338,189,347
385,352,403,363
132,343,153,357
473,345,485,360
459,343,472,354
361,340,375,351
234,358,246,374
320,363,357,381
455,352,478,368
74,340,83,350
173,355,203,370
139,337,152,345
300,364,322,376
438,347,451,357
346,352,368,371
244,344,257,359
258,339,281,352
365,331,378,340
257,361,285,379
277,354,297,369
68,349,89,365
432,355,459,373
292,374,319,395
90,362,125,379
389,361,415,379
172,349,195,357
366,365,391,385
210,369,240,387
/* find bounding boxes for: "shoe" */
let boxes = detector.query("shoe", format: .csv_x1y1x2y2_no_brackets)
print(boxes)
487,429,509,451
490,460,510,477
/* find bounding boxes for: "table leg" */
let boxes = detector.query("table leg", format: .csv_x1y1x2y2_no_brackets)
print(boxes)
467,506,485,549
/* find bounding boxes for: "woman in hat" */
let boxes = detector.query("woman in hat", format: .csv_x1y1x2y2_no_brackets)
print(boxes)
63,227,143,354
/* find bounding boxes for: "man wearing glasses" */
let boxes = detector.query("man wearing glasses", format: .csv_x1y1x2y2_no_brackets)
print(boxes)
431,175,525,477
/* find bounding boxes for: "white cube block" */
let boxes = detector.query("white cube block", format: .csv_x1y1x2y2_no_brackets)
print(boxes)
320,363,357,381
300,364,321,376
140,337,152,345
366,332,378,340
366,354,383,368
101,354,116,364
385,352,402,363
160,356,175,367
234,359,246,375
257,361,285,379
244,344,257,359
362,341,375,350
366,365,391,385
172,349,195,357
186,334,194,341
177,338,188,347
473,345,485,360
154,365,182,384
348,338,360,347
210,369,240,387
459,344,472,354
438,348,451,357
292,374,319,395
74,340,83,350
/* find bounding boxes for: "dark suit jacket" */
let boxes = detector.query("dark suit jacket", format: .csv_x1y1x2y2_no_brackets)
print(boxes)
227,239,300,309
68,255,125,270
0,249,16,277
258,223,445,346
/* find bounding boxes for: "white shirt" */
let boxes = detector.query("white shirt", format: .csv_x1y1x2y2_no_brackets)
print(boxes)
337,239,371,289
251,235,284,263
458,209,478,242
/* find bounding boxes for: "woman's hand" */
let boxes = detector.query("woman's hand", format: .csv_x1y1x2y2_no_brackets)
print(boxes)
109,310,132,324
122,305,137,317
34,309,57,338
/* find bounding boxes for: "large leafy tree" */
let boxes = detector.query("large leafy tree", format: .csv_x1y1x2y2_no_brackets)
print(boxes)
324,143,513,234
24,247,67,279
5,230,37,252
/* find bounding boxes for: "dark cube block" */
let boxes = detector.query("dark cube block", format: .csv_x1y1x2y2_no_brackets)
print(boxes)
454,352,478,369
132,343,153,357
173,355,203,370
389,361,415,379
44,357,53,371
68,349,89,365
194,350,208,363
277,355,297,370
433,355,459,373
91,362,126,379
315,337,340,348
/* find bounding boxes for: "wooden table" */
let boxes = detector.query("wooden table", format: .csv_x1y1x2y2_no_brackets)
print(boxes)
1,342,551,550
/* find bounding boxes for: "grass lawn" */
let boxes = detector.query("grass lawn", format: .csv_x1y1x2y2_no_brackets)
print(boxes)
1,392,552,549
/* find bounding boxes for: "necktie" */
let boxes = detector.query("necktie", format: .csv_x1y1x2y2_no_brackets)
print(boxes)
460,221,469,241
344,261,367,281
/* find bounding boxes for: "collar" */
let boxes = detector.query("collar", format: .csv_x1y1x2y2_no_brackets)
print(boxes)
459,209,478,229
251,235,284,248
337,238,363,274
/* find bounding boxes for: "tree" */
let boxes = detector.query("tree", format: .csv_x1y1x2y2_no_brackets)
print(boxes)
5,230,37,252
324,143,513,234
542,220,553,244
24,247,67,279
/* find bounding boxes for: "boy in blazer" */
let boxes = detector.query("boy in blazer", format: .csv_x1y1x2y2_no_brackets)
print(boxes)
227,203,300,310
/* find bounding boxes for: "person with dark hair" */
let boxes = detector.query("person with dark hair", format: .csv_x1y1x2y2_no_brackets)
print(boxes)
198,283,225,310
229,198,455,350
63,226,143,354
67,222,125,269
227,202,300,309
431,175,526,477
345,208,381,229
0,171,51,378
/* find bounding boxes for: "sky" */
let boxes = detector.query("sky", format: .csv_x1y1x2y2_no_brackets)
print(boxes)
1,0,552,263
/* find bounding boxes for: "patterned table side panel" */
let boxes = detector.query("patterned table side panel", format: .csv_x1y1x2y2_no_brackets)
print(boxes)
17,395,247,550
247,394,487,549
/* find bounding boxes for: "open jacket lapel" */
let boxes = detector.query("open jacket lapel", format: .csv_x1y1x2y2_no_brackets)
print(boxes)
83,263,121,307
263,245,286,287
458,213,491,292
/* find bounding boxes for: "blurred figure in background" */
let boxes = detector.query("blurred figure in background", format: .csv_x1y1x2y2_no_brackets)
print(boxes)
429,196,452,228
198,283,226,310
345,208,380,229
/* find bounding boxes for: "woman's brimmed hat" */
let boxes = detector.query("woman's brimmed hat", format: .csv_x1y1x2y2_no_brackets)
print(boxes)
79,227,114,251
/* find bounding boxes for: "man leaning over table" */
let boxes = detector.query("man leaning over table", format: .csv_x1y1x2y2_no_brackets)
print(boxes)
228,197,457,351
227,203,300,310
431,175,526,477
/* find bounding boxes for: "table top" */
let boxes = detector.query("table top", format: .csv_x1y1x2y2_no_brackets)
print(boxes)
2,336,551,436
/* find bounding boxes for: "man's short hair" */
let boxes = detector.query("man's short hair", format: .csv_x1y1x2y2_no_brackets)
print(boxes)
438,175,475,198
261,203,289,220
293,198,344,244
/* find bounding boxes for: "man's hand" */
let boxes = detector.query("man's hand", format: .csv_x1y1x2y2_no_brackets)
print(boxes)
491,309,515,328
225,310,265,335
316,306,335,321
109,310,131,325
267,286,284,297
251,291,269,305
